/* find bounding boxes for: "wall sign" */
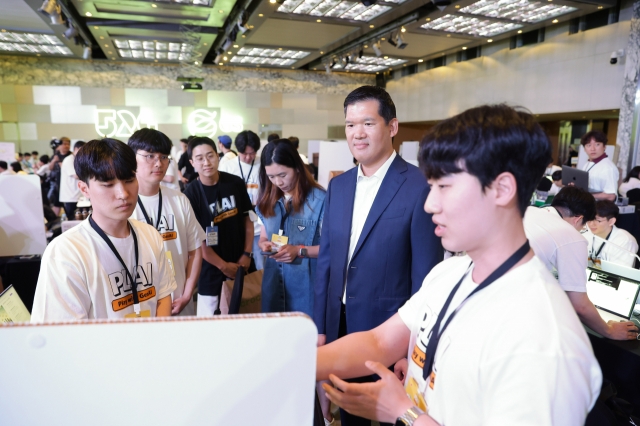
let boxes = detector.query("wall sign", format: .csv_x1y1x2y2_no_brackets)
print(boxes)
187,109,218,137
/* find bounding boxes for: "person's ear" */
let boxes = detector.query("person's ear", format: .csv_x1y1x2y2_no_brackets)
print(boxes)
78,180,90,199
388,117,399,138
609,217,617,227
575,216,585,229
491,172,518,209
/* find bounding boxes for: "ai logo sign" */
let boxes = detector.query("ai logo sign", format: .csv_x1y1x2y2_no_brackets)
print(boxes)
187,109,218,137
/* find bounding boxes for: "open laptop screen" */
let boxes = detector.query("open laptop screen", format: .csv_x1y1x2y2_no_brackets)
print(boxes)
0,285,31,323
586,268,640,319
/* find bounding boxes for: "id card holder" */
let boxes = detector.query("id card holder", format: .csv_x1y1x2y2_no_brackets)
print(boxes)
271,233,288,246
206,223,219,247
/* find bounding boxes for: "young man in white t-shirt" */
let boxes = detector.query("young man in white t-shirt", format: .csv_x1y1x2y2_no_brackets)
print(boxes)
316,105,602,426
219,130,263,269
128,128,205,316
581,130,619,201
524,186,638,340
32,138,177,321
584,199,639,268
58,141,86,218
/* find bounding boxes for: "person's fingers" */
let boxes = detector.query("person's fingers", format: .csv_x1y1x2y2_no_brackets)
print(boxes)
365,360,392,379
328,374,351,392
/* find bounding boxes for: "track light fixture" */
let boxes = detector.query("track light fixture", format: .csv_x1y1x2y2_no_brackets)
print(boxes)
222,38,233,50
324,63,331,74
82,46,91,60
395,33,408,49
38,0,64,25
359,48,364,58
372,41,382,57
63,24,78,40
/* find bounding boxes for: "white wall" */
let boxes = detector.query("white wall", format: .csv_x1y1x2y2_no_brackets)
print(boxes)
388,20,630,122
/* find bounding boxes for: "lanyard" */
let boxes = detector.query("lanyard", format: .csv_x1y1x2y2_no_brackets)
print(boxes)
585,163,596,173
422,240,530,380
279,199,292,236
197,177,221,226
89,215,141,316
137,189,162,230
593,229,613,259
238,158,254,186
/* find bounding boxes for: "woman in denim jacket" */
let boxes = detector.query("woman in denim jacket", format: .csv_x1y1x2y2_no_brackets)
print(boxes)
256,139,325,316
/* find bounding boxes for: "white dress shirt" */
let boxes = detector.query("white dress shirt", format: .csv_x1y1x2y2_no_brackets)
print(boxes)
343,150,397,303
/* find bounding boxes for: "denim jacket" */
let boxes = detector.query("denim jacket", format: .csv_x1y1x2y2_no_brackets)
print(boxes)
256,187,326,315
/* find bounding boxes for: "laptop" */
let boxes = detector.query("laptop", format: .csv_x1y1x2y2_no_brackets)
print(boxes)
586,267,640,322
0,285,31,323
562,165,589,191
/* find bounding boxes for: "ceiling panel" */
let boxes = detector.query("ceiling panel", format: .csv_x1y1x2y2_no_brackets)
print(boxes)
364,32,469,58
247,18,358,50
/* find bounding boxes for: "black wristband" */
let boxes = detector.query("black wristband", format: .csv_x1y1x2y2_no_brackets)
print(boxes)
243,251,252,258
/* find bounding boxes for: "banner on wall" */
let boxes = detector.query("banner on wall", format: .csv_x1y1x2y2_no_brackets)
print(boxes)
0,142,16,164
94,109,244,139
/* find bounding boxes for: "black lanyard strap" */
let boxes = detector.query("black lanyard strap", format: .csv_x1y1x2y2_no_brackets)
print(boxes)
137,188,162,230
593,229,613,258
422,240,531,380
279,199,292,235
238,158,254,185
197,177,221,225
89,215,141,314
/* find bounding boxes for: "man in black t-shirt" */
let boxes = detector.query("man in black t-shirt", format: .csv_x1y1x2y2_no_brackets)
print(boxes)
184,137,255,315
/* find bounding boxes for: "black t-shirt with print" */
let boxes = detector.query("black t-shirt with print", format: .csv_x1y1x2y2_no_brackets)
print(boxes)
184,172,253,296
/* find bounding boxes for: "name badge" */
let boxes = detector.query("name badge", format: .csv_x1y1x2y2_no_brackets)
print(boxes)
271,234,288,247
206,225,219,247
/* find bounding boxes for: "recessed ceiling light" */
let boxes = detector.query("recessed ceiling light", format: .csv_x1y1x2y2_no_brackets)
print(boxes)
291,66,294,68
100,36,104,39
270,0,275,3
195,61,199,64
94,26,99,29
223,56,228,60
85,12,92,16
460,0,577,23
517,30,522,33
204,42,208,45
104,44,108,47
219,62,223,65
154,59,158,62
151,4,157,7
108,51,112,54
278,47,283,50
422,14,522,36
230,47,310,67
278,0,397,21
383,55,388,58
317,19,321,22
114,39,194,61
418,59,423,62
403,64,406,66
36,53,40,56
219,10,224,13
259,13,264,17
0,31,73,56
462,46,467,50
242,35,246,38
552,19,558,23
228,51,232,54
112,57,115,60
426,18,431,21
320,51,324,53
598,5,603,8
487,38,493,42
1,30,5,32
370,25,375,28
381,37,386,40
401,27,406,32
455,4,460,7
446,34,451,37
233,44,239,48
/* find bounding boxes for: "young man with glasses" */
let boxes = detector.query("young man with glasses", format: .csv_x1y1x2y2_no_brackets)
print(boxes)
31,138,176,321
583,199,638,268
128,128,205,316
184,137,254,316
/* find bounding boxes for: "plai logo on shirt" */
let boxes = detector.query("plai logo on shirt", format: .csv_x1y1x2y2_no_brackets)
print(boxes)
108,263,156,312
157,214,177,241
210,196,238,224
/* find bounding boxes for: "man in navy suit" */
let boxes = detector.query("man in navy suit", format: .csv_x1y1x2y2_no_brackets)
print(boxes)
314,86,442,426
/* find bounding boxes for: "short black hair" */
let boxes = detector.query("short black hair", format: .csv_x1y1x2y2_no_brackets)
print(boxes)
595,199,619,220
344,85,396,125
24,152,31,157
187,136,217,160
74,141,85,151
180,138,188,144
235,130,261,154
537,177,552,192
551,170,562,181
10,162,22,172
551,186,596,222
39,155,50,164
581,130,608,146
75,139,137,184
128,128,173,156
419,104,551,216
267,133,280,143
624,166,640,183
32,151,38,156
0,160,7,170
288,136,300,149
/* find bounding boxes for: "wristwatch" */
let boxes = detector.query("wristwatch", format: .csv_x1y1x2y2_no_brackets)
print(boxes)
395,406,424,426
298,246,308,258
242,251,252,258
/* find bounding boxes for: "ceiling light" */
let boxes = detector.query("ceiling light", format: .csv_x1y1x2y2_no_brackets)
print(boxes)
228,51,232,54
370,24,375,28
270,0,276,3
487,38,493,42
219,62,223,65
233,44,239,48
151,3,157,7
455,4,460,7
597,5,603,8
85,12,92,16
259,13,264,16
421,14,523,36
517,29,522,33
63,25,78,40
395,33,407,48
383,55,388,58
372,41,382,56
401,27,407,32
223,56,228,60
114,39,195,61
552,18,558,23
219,9,224,13
0,31,73,56
277,0,396,21
462,46,467,49
82,46,91,59
418,59,423,62
460,0,577,23
333,55,407,72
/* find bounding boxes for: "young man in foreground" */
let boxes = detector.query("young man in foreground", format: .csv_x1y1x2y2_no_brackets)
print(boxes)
317,105,602,425
128,128,205,316
31,139,176,320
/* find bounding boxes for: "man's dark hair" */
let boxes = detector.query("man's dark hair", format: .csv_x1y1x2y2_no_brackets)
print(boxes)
235,130,261,154
24,152,31,157
419,104,552,216
551,186,596,222
74,141,86,151
344,85,397,125
288,136,300,149
537,177,552,192
32,151,38,156
180,138,188,144
595,199,619,220
187,136,217,160
267,133,280,143
128,128,173,155
75,139,137,184
0,160,7,170
10,162,22,173
39,155,50,164
551,170,562,181
580,130,608,146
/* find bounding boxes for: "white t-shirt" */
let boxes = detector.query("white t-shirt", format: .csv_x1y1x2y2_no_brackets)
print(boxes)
523,206,588,292
584,225,638,268
299,152,309,165
584,157,619,195
58,154,81,203
162,160,180,191
219,157,261,235
398,255,601,426
131,187,205,316
31,219,177,321
219,151,237,169
619,177,640,198
36,163,51,178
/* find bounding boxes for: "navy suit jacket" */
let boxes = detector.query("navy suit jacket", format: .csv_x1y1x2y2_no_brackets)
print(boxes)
314,154,443,343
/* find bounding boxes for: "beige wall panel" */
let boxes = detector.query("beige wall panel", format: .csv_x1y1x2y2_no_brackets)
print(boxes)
327,110,345,126
18,123,38,141
2,104,18,122
246,92,271,109
81,87,111,105
317,94,344,111
293,109,328,125
270,93,282,109
110,88,125,106
157,124,184,142
33,86,82,105
14,85,33,105
0,85,16,103
282,93,317,110
194,91,208,107
270,109,295,124
258,108,271,124
17,105,50,123
36,123,99,141
167,90,195,107
207,91,246,110
125,89,168,107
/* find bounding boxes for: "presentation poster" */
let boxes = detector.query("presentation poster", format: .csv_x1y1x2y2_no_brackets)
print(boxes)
0,142,15,164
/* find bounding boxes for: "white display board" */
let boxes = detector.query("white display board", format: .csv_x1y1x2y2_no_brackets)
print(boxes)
0,175,47,256
318,140,354,189
0,141,16,164
0,313,317,426
307,140,321,164
577,145,618,170
399,141,419,167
